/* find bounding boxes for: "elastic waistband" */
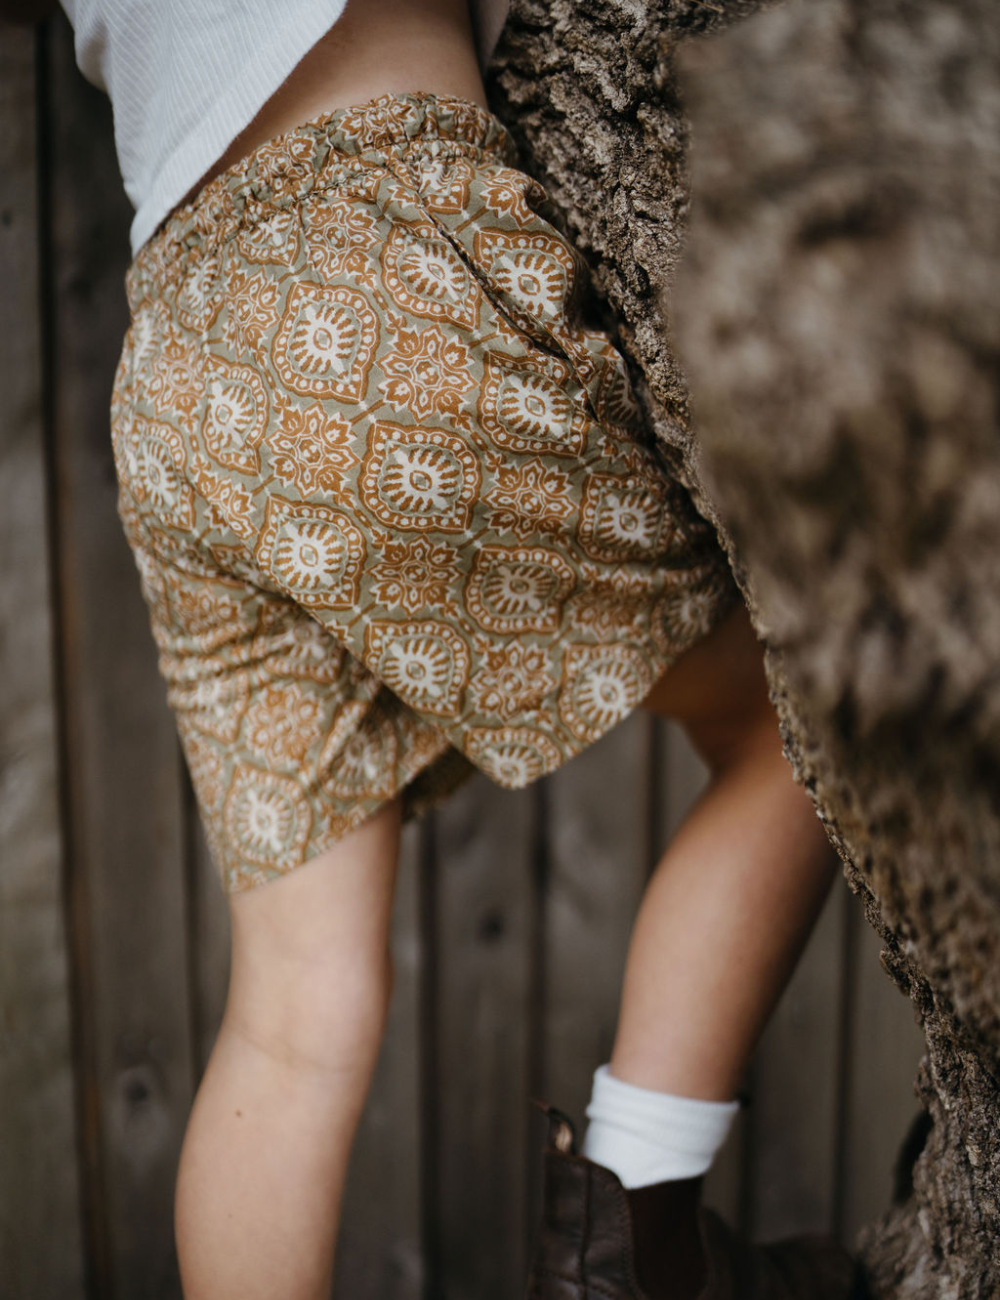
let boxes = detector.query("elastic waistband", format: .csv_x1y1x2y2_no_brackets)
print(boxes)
125,91,519,314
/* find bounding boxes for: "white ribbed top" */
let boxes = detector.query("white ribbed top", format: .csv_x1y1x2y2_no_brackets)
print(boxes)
59,0,510,257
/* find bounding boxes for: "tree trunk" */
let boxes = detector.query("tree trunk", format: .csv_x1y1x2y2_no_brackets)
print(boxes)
485,2,1000,1296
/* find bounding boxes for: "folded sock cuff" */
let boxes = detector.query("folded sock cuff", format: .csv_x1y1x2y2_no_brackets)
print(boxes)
586,1064,740,1137
581,1063,741,1185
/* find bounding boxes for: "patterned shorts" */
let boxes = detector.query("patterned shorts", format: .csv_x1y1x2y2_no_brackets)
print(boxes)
112,92,741,895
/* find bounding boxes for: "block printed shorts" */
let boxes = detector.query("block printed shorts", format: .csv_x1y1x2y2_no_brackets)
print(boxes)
112,92,742,895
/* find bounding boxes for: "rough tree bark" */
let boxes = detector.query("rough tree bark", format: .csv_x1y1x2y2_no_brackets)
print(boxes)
485,2,1000,1297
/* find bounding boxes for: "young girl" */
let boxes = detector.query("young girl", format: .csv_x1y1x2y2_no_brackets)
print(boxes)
26,0,862,1295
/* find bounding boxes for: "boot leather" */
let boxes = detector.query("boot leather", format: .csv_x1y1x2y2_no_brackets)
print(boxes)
524,1101,867,1300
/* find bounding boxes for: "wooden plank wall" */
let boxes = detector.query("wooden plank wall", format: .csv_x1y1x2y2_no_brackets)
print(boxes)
0,13,927,1299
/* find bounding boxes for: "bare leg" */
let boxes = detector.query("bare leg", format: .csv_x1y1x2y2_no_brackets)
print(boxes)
174,799,402,1300
613,600,841,1100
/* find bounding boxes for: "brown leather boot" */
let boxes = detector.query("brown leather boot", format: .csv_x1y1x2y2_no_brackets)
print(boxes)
524,1100,868,1300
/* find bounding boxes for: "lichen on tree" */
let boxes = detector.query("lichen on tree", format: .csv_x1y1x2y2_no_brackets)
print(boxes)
486,1,1000,1295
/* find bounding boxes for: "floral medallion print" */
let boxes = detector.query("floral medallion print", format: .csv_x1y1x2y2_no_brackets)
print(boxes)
653,569,738,654
360,423,480,532
256,497,366,608
169,568,259,653
236,207,301,267
475,165,545,225
217,259,283,353
464,727,562,787
592,344,645,435
169,662,251,745
470,641,556,721
474,228,579,337
253,602,349,686
485,460,575,541
368,536,464,614
365,620,469,717
477,352,586,457
464,546,576,634
380,221,479,331
578,473,675,563
176,721,227,816
223,764,312,870
190,459,257,539
567,565,649,640
378,324,475,419
558,645,653,744
129,296,170,373
336,93,423,143
176,252,222,333
201,352,269,474
146,321,206,430
114,93,740,895
114,414,195,532
244,683,326,765
407,149,474,214
302,181,383,278
264,391,360,496
118,534,171,638
327,713,399,800
272,281,379,401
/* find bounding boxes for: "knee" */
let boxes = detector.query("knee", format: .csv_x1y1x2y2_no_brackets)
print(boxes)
222,810,402,1078
224,943,394,1079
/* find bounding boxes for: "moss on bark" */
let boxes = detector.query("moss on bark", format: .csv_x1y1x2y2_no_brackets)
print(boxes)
487,1,1000,1294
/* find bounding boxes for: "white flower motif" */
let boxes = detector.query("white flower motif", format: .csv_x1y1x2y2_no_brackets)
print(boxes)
572,660,645,730
338,732,383,785
400,241,467,303
498,372,572,441
139,434,180,510
486,746,535,786
302,303,354,373
273,520,345,589
383,446,459,514
205,376,256,450
494,250,565,318
380,638,452,700
238,788,289,854
601,491,660,550
488,562,552,614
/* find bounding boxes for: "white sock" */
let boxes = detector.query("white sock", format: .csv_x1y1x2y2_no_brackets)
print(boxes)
580,1063,741,1189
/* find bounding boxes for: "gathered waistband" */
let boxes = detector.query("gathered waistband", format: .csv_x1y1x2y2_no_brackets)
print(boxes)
125,91,519,314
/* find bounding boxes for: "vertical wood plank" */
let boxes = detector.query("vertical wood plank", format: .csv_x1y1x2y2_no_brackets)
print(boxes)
532,712,652,1255
539,713,652,1130
186,783,231,1080
1,20,939,1296
655,718,747,1226
746,876,848,1240
0,22,87,1300
45,14,195,1295
426,777,537,1300
333,820,425,1300
838,918,926,1247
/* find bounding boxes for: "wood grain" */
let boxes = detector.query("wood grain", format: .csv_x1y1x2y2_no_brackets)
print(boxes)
425,777,537,1300
334,820,426,1300
0,16,939,1293
748,883,848,1240
45,13,195,1295
0,22,86,1300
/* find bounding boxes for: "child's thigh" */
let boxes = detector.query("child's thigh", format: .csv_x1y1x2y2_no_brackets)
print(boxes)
224,799,403,1060
642,599,779,758
227,795,403,974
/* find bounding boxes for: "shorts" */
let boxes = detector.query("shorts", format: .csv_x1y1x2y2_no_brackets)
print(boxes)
112,91,742,895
